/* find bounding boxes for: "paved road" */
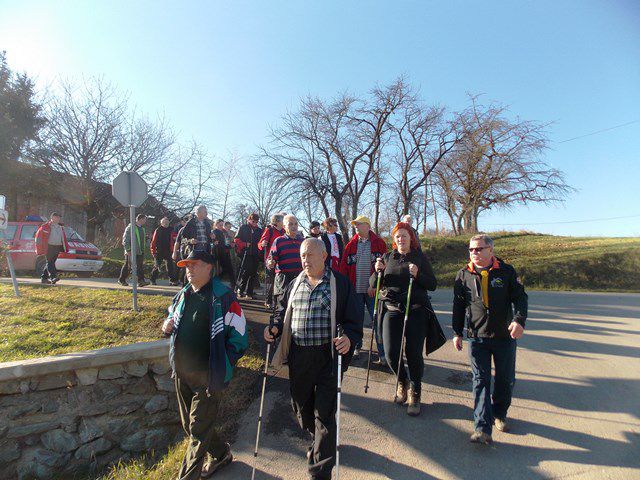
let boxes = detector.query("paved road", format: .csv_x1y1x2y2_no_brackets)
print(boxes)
3,276,639,478
218,290,640,480
0,276,182,296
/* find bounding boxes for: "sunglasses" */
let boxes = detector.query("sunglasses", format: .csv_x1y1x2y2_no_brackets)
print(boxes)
468,246,489,253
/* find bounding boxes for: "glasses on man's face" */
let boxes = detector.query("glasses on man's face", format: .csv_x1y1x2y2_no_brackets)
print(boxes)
468,246,489,253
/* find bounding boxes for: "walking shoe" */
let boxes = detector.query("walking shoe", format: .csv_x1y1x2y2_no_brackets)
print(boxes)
137,280,149,287
200,443,233,478
353,348,360,358
470,430,493,444
150,280,157,285
41,278,51,284
394,380,408,404
373,356,387,366
50,277,60,284
407,390,421,416
118,280,129,286
494,417,509,432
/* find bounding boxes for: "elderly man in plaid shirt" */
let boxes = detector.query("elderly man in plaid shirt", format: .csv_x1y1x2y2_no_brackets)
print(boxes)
265,238,362,480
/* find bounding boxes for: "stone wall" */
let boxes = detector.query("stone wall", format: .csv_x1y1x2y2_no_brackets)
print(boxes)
0,340,182,480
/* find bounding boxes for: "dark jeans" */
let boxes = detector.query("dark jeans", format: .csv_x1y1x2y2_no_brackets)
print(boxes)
289,342,337,480
468,337,517,435
382,305,426,394
150,255,176,282
119,253,145,283
41,245,63,280
238,254,258,295
355,292,384,358
175,374,226,480
265,267,275,304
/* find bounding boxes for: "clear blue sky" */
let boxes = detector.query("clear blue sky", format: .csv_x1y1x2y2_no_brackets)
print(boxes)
1,0,639,236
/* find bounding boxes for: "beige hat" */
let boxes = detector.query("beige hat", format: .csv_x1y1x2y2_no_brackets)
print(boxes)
350,215,371,226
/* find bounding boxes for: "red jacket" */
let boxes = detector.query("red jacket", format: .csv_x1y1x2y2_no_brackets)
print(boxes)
338,230,387,287
258,225,284,261
35,222,68,256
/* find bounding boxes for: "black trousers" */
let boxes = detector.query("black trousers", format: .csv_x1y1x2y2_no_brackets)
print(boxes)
238,254,258,295
265,268,275,304
175,374,226,480
289,342,337,480
382,305,427,395
119,253,146,282
217,251,235,288
42,245,63,280
150,255,176,282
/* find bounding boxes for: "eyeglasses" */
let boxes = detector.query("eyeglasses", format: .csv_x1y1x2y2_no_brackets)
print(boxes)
468,246,489,253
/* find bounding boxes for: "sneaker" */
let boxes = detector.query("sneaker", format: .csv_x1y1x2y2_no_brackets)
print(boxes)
470,430,493,444
407,390,421,416
137,281,149,287
200,443,233,478
494,417,509,432
118,280,129,286
50,277,60,284
41,278,51,284
394,380,408,404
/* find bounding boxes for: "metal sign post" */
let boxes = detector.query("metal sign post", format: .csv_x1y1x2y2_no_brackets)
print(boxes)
112,172,148,311
0,199,19,297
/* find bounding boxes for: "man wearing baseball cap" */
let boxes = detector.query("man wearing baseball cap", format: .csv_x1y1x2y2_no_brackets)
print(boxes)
339,215,388,360
162,250,248,478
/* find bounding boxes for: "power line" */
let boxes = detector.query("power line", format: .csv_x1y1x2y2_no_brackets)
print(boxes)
484,213,640,227
556,120,640,144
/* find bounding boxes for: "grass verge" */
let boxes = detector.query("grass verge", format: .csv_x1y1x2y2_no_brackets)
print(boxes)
0,284,170,362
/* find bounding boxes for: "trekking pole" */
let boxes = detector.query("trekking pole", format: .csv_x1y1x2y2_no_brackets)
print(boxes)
251,315,274,480
393,277,414,403
335,324,344,480
235,248,248,291
364,271,382,394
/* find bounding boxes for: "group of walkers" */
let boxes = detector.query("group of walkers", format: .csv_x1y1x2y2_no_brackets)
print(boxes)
157,206,528,480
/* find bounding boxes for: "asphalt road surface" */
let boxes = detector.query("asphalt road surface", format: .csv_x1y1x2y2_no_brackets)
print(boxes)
219,289,640,480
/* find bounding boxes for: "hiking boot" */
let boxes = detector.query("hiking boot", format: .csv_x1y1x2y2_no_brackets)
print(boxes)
137,280,149,287
470,430,493,444
494,417,509,432
394,380,408,404
407,389,421,416
118,280,129,286
201,443,233,478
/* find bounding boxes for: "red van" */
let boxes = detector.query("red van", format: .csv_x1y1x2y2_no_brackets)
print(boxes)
1,220,104,277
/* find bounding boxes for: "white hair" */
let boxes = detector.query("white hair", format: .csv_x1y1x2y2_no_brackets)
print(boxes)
283,214,298,224
402,214,412,223
470,234,494,248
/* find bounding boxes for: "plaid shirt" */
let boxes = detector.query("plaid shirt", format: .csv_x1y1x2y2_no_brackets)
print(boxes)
290,268,332,346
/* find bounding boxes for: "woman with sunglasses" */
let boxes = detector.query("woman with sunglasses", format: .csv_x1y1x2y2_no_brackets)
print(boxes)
373,222,437,416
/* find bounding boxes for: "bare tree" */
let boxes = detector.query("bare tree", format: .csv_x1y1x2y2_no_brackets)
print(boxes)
261,77,411,233
433,95,573,234
242,159,291,227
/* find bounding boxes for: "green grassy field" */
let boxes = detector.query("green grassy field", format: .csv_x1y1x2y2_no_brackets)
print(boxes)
419,232,640,292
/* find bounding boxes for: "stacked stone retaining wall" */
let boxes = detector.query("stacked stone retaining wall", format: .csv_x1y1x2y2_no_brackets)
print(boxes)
0,340,181,479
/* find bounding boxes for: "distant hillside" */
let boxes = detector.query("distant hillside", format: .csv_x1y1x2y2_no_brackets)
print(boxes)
417,233,640,292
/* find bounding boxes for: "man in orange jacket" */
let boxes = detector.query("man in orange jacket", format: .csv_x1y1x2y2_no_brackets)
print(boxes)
35,212,67,285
